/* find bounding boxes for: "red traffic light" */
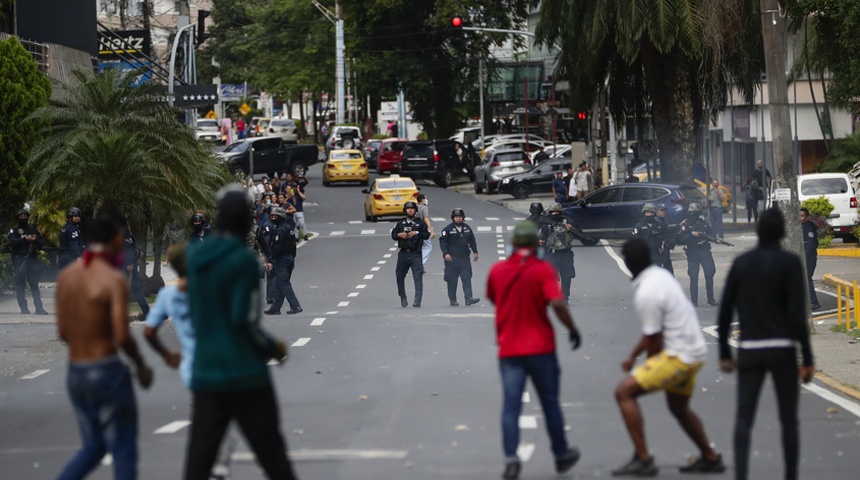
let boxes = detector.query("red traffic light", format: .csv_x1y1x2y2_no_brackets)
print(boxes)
451,16,463,28
577,111,588,121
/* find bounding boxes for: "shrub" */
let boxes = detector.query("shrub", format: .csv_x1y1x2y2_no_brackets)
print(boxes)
819,233,834,249
800,196,834,218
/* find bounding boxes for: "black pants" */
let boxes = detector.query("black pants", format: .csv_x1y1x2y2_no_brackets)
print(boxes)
12,257,43,313
745,197,758,222
127,269,150,316
395,251,423,303
58,253,78,272
185,386,297,480
734,348,799,480
266,269,276,302
805,256,819,307
271,255,301,312
546,250,575,301
659,248,674,275
444,257,473,302
686,247,716,303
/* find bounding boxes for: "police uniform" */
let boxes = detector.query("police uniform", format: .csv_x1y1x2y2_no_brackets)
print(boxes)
57,221,83,270
632,217,664,267
654,215,675,275
8,214,46,314
258,221,277,303
391,213,430,307
678,212,717,306
189,224,211,243
540,210,576,303
124,230,150,318
265,211,302,314
439,216,479,306
802,219,820,309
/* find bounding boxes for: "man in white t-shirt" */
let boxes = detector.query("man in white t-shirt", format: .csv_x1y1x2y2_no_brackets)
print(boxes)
571,163,591,200
611,238,725,477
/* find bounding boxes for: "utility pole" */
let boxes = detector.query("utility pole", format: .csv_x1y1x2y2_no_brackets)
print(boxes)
760,0,808,313
312,1,345,125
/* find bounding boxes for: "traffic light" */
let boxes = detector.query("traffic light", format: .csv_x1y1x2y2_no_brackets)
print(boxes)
451,16,463,29
449,16,465,51
197,10,210,47
577,111,588,121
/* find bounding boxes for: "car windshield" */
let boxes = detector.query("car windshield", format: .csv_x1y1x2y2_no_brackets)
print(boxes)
378,180,416,190
801,178,850,195
403,145,433,157
198,120,218,128
331,152,363,160
271,119,293,126
223,141,250,153
679,185,707,202
496,152,527,162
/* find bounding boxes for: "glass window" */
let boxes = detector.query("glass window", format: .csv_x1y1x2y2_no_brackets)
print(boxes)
622,186,653,202
648,187,671,200
331,152,363,160
800,178,850,195
253,139,279,151
586,187,623,204
378,180,416,190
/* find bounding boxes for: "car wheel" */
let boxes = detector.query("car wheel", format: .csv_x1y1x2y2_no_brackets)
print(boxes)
230,165,246,178
365,210,371,221
435,171,453,188
370,214,378,223
513,184,530,199
291,163,307,177
361,179,369,186
474,178,484,194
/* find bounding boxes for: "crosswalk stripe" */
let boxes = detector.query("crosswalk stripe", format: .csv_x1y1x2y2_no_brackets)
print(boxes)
338,301,350,307
364,275,374,279
516,444,536,462
154,420,191,434
310,317,326,326
383,253,392,258
370,267,380,271
519,416,538,429
356,284,366,289
348,292,359,297
377,260,386,264
361,229,375,234
292,338,311,347
486,217,500,220
331,231,345,236
477,226,492,232
20,369,49,380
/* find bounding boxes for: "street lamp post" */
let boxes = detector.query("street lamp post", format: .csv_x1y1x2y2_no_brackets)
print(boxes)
312,0,346,125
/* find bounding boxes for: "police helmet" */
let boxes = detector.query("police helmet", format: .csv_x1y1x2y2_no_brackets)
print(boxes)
17,209,30,218
67,207,82,219
190,213,206,224
269,206,287,220
687,203,703,214
641,203,657,214
656,203,667,211
403,201,418,212
451,208,465,219
547,203,563,213
529,202,544,215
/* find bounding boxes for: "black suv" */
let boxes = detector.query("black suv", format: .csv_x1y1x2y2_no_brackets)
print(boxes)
399,139,477,187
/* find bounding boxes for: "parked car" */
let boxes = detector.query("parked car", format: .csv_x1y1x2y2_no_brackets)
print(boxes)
497,157,574,199
325,125,363,153
362,174,421,222
563,183,707,242
399,139,477,187
249,117,271,137
484,138,549,158
364,139,383,169
217,136,319,177
195,119,220,142
472,148,531,194
449,126,481,145
322,149,369,186
376,137,408,174
796,173,859,241
266,118,299,143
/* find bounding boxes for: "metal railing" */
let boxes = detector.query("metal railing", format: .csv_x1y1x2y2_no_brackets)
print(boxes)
822,274,859,329
0,32,48,71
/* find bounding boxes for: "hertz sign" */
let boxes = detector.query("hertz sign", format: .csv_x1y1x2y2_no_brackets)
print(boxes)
98,30,151,60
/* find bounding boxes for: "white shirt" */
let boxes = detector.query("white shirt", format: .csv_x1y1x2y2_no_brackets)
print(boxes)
575,170,590,190
631,265,708,364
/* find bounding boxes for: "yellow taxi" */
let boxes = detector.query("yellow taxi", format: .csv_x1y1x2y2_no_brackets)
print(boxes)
362,174,420,222
323,149,369,186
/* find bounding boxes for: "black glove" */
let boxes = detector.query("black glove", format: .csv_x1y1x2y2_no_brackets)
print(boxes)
568,330,581,350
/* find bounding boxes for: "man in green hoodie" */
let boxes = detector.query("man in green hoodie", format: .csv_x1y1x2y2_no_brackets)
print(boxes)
184,185,297,480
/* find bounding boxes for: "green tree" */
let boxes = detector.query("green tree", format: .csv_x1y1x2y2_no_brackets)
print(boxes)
0,36,51,227
26,68,230,286
535,0,763,183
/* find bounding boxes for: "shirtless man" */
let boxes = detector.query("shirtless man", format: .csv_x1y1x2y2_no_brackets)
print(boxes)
55,206,153,480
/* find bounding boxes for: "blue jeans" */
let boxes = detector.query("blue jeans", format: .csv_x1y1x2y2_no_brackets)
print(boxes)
710,207,724,238
499,353,569,459
58,357,138,480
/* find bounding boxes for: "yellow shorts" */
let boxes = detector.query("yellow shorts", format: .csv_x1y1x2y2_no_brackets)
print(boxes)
633,351,703,397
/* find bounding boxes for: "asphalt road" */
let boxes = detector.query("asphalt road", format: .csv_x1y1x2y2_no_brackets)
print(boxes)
1,166,859,479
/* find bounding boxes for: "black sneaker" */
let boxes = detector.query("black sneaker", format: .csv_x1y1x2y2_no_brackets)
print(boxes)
34,309,49,315
465,297,480,306
502,462,521,479
287,308,303,315
20,309,30,315
707,300,719,306
401,297,408,308
811,304,821,311
679,454,726,474
611,454,658,477
263,309,281,315
450,300,459,306
555,447,581,473
413,301,421,308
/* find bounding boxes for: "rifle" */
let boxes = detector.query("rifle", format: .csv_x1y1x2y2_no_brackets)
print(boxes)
698,232,734,247
570,227,598,245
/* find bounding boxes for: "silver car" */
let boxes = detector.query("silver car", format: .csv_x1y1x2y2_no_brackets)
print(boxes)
472,147,531,194
266,118,299,143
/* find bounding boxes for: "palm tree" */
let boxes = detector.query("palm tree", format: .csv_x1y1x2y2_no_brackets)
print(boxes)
26,67,230,286
535,0,763,183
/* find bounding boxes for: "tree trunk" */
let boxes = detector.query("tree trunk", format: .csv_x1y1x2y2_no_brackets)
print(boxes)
640,41,696,184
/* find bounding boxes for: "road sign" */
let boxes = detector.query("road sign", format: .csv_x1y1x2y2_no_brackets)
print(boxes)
173,85,219,108
774,188,792,201
239,103,252,115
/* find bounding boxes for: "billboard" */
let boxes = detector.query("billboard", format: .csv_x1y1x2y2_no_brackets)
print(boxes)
17,0,97,55
98,30,151,60
98,61,152,88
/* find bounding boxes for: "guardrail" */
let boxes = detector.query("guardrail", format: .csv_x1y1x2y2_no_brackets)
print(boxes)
0,32,48,72
822,274,858,329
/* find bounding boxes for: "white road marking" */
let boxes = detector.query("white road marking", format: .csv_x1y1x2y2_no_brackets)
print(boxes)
424,313,495,318
363,275,374,280
361,229,376,235
311,317,326,326
498,257,506,260
497,250,505,255
486,217,500,221
326,311,339,314
232,449,409,462
349,220,362,224
267,359,279,366
522,392,531,403
292,338,311,347
513,217,525,221
371,267,380,272
338,301,350,307
505,226,514,231
602,240,632,278
377,260,386,264
154,420,191,434
431,217,445,222
383,254,392,258
465,217,474,221
519,416,538,429
331,231,345,236
101,454,113,466
348,292,359,297
20,369,49,380
477,226,492,232
389,247,397,251
356,284,366,289
516,443,536,462
496,226,503,234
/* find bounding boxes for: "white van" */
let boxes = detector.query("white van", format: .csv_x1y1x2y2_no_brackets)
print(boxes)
797,173,858,240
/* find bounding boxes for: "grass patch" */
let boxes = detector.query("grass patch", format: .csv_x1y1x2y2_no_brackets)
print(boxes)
829,324,860,340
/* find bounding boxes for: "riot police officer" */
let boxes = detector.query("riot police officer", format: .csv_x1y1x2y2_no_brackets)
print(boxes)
540,203,577,304
655,203,675,275
391,201,429,308
58,207,84,271
526,202,552,228
439,208,480,306
631,203,664,265
8,209,47,314
678,203,718,306
124,221,150,321
189,213,211,243
264,207,303,315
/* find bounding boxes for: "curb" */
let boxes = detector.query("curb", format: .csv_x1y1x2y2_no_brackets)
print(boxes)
819,247,860,258
814,372,860,402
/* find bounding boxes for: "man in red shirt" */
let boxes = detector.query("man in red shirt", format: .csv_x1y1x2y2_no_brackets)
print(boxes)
487,221,583,479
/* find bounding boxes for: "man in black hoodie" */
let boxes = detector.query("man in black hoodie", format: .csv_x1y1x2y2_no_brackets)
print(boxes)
717,208,814,480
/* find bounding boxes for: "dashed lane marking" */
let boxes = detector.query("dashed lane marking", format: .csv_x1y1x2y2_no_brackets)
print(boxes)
331,231,345,236
361,230,376,235
383,253,392,258
477,226,492,232
154,420,191,434
522,392,530,403
519,416,538,429
486,217,500,221
338,301,350,307
292,338,311,347
516,444,536,462
363,275,373,280
513,217,525,221
371,267,380,271
348,292,359,297
348,220,362,224
431,217,445,222
356,284,366,289
326,311,339,315
20,369,49,380
310,317,326,326
389,247,397,251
